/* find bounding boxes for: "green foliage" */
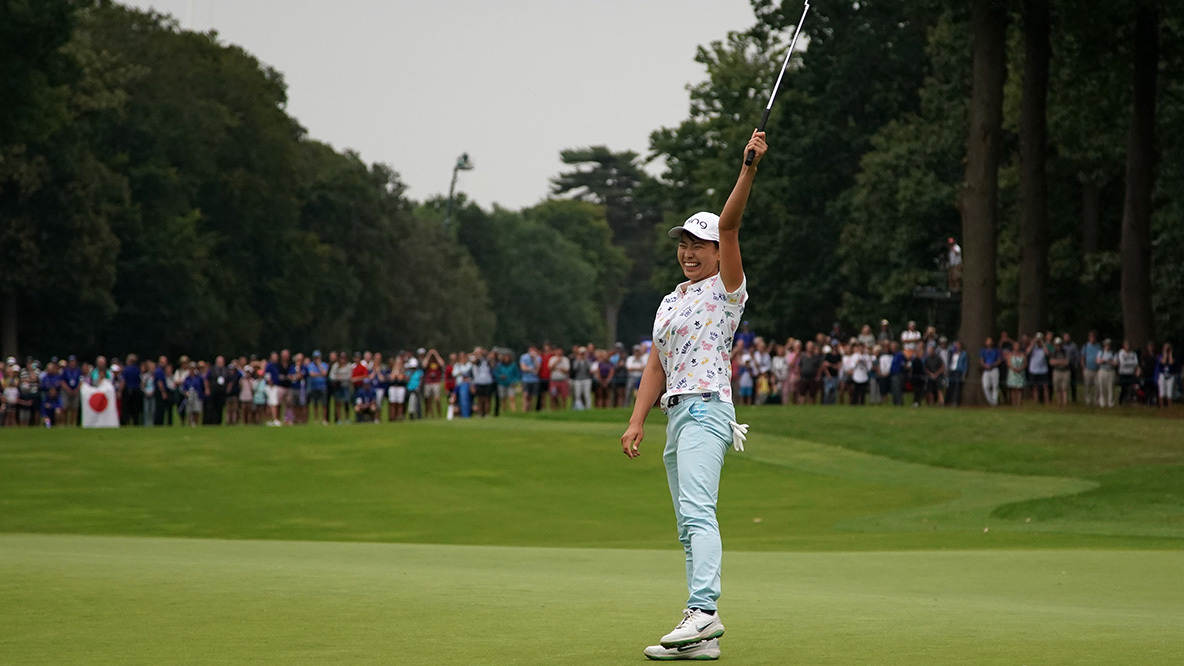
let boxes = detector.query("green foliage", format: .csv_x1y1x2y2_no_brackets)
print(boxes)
525,198,630,305
651,0,942,336
448,198,602,348
4,3,493,357
650,0,1184,343
551,146,663,342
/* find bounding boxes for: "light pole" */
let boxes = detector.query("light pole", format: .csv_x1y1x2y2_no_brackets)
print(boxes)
444,152,474,229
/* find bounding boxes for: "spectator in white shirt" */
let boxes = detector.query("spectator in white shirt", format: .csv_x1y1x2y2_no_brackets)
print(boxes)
1096,340,1118,407
624,345,647,406
846,343,874,405
1116,340,1140,405
901,321,922,352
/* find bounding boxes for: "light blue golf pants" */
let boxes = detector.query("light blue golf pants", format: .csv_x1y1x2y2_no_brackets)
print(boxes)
663,395,733,611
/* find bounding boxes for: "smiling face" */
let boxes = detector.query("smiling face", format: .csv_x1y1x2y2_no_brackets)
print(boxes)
676,232,719,282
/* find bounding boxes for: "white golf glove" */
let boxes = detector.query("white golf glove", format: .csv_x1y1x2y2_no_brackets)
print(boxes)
727,420,749,452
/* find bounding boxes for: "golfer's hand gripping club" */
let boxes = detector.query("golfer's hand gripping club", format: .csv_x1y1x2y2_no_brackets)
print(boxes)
744,130,768,168
745,109,771,166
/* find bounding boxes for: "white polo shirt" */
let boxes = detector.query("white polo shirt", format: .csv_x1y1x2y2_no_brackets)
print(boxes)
653,273,748,403
901,328,921,351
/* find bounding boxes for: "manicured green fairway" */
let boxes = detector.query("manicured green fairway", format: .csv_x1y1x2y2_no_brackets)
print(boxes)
1,407,1181,663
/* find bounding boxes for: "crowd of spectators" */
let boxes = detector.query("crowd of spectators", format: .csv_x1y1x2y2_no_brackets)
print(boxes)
3,319,1178,428
1,343,645,428
729,319,1180,409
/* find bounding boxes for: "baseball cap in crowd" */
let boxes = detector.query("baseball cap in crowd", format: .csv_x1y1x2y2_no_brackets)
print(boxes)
312,350,322,357
667,212,721,243
68,354,77,361
406,358,419,369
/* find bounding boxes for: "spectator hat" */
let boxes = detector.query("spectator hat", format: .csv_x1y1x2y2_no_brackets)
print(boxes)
406,358,419,369
939,336,948,344
416,348,426,356
312,350,322,357
1054,337,1063,344
881,319,889,325
668,212,721,243
68,354,77,361
823,345,832,354
947,237,956,244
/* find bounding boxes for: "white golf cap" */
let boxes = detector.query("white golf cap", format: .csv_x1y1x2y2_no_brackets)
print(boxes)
668,212,721,243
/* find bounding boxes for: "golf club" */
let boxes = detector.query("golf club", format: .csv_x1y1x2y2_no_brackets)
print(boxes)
745,0,812,166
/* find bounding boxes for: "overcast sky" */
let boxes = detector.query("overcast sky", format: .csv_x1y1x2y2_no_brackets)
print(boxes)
121,0,757,209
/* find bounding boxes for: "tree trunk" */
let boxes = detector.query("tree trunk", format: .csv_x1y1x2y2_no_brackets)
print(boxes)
958,0,1007,404
603,298,622,347
1080,177,1102,255
1,291,16,360
1120,4,1158,350
1018,0,1050,336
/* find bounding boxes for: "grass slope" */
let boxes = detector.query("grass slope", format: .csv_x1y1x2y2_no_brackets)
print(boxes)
2,534,1181,665
1,409,1182,549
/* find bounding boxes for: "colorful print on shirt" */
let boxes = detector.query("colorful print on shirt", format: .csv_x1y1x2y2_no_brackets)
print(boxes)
653,274,748,403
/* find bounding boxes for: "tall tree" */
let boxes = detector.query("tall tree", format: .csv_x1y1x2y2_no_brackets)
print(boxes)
550,147,660,343
525,199,630,346
1018,0,1051,335
1120,3,1159,350
0,0,81,358
958,0,1007,401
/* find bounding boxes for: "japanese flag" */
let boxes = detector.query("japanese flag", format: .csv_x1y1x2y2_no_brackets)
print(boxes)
81,380,119,428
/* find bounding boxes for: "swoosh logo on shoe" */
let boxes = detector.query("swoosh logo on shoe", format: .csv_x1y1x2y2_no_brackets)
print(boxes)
694,621,714,632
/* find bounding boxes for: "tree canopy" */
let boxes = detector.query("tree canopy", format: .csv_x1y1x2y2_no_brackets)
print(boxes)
3,0,1184,360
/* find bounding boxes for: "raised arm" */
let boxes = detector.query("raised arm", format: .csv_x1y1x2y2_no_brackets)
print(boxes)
717,130,767,293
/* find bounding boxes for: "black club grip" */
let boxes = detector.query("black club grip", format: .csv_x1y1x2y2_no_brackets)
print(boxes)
744,108,772,166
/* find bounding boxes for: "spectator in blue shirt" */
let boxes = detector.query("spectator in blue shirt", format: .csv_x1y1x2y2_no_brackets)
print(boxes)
41,386,63,427
519,347,541,412
406,361,424,420
889,342,907,406
306,350,329,424
355,379,378,422
1081,330,1103,406
734,321,756,352
979,336,1002,407
61,356,82,427
946,341,969,406
153,357,172,426
182,365,206,427
119,354,143,426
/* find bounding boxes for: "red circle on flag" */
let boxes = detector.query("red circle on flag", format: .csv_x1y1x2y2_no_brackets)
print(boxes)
89,392,109,412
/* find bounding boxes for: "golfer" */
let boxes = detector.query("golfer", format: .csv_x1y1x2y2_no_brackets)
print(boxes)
621,129,765,661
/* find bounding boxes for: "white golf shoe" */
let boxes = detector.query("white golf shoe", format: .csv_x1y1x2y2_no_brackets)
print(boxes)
644,638,721,661
660,608,725,647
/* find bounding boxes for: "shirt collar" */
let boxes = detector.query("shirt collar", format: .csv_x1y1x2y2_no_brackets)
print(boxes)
677,273,717,296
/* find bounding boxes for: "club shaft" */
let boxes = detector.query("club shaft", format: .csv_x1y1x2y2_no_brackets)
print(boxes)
765,1,811,111
746,0,811,166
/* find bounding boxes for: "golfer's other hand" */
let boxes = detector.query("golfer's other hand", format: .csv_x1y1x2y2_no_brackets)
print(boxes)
621,423,644,459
